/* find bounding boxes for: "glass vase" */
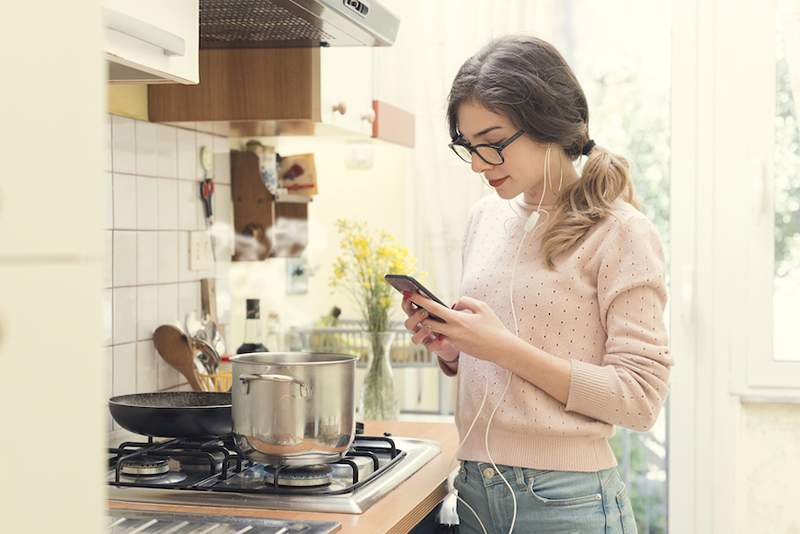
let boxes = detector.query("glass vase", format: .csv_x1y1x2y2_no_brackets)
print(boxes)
360,331,399,420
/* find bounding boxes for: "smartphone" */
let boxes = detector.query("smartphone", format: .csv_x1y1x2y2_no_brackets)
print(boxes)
384,274,447,322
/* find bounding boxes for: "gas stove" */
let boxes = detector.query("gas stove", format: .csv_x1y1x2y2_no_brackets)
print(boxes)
108,431,441,514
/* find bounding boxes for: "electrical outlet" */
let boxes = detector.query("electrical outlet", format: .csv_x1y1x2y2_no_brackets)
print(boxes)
190,231,214,271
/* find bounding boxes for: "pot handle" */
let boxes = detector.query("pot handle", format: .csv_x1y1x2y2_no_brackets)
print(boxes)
239,373,312,398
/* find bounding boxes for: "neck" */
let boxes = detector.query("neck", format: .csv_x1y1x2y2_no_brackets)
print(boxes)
523,153,580,207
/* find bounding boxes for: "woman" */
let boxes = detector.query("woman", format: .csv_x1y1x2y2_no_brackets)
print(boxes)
401,35,671,534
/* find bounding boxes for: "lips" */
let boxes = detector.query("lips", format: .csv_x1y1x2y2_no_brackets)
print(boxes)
488,176,509,187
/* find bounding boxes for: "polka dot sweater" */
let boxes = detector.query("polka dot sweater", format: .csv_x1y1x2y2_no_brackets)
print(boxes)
440,193,672,472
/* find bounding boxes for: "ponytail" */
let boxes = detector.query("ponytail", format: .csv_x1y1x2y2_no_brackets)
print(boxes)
540,145,639,269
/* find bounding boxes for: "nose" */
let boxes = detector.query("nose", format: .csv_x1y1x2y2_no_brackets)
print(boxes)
470,153,492,174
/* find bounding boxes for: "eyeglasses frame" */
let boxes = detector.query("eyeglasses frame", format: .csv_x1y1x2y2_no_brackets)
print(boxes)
448,129,526,165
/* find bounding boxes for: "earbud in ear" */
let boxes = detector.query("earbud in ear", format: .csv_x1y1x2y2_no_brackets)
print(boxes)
524,211,540,233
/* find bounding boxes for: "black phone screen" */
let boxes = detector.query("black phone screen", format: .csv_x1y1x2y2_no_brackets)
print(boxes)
384,274,447,322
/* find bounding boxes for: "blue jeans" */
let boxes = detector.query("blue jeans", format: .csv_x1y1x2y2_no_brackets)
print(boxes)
454,460,638,534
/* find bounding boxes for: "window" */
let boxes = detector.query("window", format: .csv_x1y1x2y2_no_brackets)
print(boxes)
773,0,800,363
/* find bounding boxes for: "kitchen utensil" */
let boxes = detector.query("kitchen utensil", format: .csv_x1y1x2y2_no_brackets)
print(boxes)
153,325,206,392
199,146,215,227
108,392,232,438
185,311,206,341
194,335,221,374
231,352,357,466
198,370,233,392
194,358,215,391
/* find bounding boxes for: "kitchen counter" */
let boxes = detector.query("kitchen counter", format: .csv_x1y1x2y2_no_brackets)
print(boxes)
108,421,460,534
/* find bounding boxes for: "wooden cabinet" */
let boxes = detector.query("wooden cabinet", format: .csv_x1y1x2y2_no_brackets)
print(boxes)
230,151,308,260
105,0,199,84
148,46,412,146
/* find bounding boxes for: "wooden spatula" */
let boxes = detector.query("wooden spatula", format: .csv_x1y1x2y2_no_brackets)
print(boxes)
153,325,206,392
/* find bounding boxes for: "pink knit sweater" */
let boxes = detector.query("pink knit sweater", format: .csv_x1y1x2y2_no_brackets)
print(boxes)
439,194,672,472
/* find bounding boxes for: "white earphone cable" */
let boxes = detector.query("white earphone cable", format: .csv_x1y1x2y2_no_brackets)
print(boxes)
444,144,554,534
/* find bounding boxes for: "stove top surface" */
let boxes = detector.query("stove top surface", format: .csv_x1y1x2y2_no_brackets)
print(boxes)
108,434,441,514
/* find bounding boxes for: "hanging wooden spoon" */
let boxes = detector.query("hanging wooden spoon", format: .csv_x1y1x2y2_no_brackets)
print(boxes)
153,325,206,392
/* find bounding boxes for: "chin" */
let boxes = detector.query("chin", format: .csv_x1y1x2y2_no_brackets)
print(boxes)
494,185,517,199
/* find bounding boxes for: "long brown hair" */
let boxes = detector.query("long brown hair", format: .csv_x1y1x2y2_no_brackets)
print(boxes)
447,35,638,269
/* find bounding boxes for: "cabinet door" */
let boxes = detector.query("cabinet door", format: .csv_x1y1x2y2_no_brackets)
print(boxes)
105,0,199,84
0,168,104,259
0,262,105,531
320,47,374,136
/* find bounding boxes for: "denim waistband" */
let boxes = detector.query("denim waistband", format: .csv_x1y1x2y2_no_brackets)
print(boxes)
459,459,617,491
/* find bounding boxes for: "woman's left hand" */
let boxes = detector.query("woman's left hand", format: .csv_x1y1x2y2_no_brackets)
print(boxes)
406,293,516,364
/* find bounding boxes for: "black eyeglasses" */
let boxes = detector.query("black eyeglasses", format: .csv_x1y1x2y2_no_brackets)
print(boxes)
448,129,525,165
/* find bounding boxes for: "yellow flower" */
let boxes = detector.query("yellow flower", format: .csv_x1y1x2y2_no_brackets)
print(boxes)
330,219,422,329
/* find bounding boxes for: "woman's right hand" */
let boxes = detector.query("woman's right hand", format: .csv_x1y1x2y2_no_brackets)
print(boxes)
402,292,459,362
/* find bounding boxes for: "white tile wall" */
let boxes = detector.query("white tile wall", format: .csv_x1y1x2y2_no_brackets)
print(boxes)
137,232,158,285
106,114,233,405
136,177,158,230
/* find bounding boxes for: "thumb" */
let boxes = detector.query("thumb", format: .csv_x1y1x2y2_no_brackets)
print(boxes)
452,296,482,313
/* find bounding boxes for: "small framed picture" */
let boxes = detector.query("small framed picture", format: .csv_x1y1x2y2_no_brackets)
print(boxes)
286,257,309,295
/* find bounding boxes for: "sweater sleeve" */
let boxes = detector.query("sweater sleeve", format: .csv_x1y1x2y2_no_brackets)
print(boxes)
565,214,672,432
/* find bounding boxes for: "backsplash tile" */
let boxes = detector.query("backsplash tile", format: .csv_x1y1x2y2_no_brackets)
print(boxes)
113,173,137,229
105,172,113,229
157,283,179,326
136,232,158,285
135,120,158,177
104,231,113,288
157,178,179,230
177,128,197,180
136,285,158,341
105,114,232,406
104,289,113,346
105,114,113,172
136,177,158,230
112,286,137,344
157,231,179,283
111,115,136,174
112,343,137,396
178,179,202,231
136,342,159,393
156,124,178,178
112,230,137,287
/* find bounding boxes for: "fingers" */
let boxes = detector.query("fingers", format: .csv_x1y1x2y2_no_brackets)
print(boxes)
406,292,454,322
452,295,482,313
401,291,415,316
411,328,430,345
404,307,430,333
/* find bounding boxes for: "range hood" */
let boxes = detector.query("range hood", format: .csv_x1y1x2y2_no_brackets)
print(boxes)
200,0,400,48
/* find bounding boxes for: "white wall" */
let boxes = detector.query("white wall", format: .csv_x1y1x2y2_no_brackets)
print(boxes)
103,114,234,428
226,137,412,351
737,404,800,534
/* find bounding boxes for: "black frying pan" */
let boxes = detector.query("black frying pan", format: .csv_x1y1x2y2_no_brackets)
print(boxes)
109,392,232,438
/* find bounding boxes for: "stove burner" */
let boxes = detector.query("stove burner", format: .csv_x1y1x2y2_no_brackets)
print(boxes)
119,471,188,486
117,458,188,486
120,458,169,476
263,464,333,487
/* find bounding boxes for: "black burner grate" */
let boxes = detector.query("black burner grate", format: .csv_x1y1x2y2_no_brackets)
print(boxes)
108,433,405,495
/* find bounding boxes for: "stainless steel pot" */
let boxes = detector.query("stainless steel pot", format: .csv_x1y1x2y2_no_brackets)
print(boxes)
231,352,357,466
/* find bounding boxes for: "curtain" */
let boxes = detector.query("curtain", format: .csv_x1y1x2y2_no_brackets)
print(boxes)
381,0,567,303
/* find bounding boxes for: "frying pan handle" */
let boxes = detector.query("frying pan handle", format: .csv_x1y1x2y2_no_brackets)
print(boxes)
239,373,312,398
